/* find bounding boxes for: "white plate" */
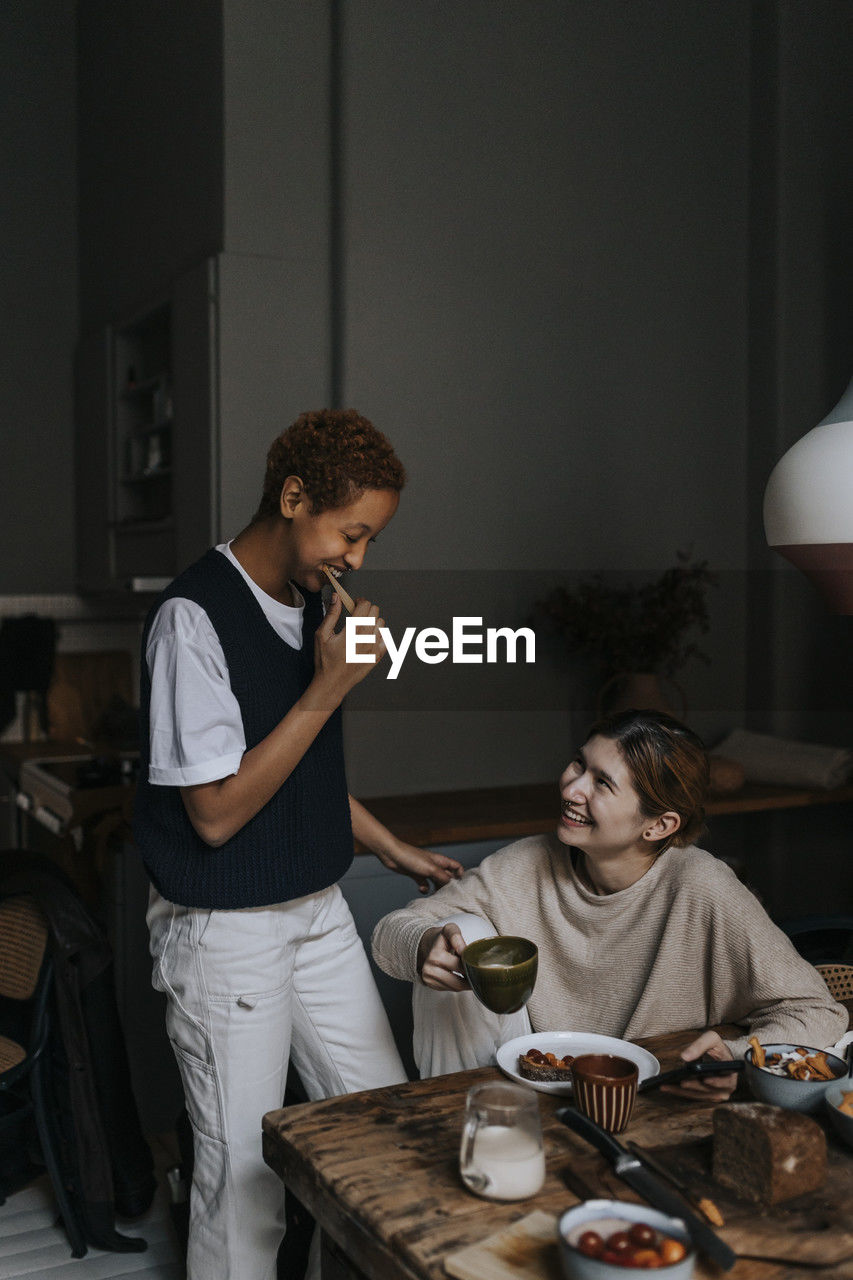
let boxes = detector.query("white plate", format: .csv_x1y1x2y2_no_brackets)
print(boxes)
496,1030,660,1096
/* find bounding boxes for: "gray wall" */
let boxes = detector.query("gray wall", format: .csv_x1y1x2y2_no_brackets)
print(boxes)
1,0,77,592
344,1,750,573
222,0,330,266
76,0,224,328
339,0,751,791
744,0,853,920
214,2,336,535
747,0,853,747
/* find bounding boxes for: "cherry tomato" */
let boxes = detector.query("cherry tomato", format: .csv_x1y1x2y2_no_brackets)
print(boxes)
606,1231,634,1254
631,1249,662,1268
601,1251,629,1265
577,1231,605,1258
628,1222,657,1248
659,1238,687,1264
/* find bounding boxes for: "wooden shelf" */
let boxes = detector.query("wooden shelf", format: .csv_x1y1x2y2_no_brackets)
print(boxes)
705,781,853,815
352,780,853,851
114,305,173,543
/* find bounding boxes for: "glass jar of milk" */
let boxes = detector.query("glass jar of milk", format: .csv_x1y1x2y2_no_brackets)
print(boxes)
459,1081,545,1200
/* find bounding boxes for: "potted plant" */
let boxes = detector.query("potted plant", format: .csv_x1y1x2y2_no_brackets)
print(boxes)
531,553,717,717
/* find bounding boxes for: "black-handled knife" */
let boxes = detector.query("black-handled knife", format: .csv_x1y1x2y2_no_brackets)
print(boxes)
638,1059,745,1092
556,1107,736,1271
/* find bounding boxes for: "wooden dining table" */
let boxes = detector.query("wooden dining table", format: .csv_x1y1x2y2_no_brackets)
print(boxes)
263,1004,853,1280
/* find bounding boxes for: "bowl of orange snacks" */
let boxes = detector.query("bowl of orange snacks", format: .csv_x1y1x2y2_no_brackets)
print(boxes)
825,1080,853,1150
744,1038,847,1114
559,1200,694,1279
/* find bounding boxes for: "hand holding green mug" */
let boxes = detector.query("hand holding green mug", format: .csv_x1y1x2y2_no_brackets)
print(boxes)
461,936,538,1014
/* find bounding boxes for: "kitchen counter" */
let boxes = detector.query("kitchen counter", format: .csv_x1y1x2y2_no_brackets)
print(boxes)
353,779,853,850
3,741,851,852
0,740,135,834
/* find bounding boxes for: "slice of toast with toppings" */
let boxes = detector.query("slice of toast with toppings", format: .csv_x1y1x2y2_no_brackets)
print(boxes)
518,1047,574,1082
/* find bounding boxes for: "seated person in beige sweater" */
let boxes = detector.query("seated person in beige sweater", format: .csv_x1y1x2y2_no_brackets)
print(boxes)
371,711,847,1099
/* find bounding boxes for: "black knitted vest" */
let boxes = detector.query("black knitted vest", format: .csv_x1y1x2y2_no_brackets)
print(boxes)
133,549,353,907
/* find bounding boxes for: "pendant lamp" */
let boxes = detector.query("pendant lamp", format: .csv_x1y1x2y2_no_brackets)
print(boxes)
763,373,853,613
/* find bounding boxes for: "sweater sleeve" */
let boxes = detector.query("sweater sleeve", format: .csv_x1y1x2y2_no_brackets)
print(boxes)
695,862,848,1057
371,842,532,983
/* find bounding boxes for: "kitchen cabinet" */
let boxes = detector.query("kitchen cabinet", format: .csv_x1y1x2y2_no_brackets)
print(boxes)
113,304,173,568
75,250,328,594
75,258,217,593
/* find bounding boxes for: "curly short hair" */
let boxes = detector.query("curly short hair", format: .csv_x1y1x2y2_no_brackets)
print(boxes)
252,409,406,520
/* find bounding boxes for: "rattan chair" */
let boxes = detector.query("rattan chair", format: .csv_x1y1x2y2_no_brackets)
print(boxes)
816,962,853,1002
0,894,86,1256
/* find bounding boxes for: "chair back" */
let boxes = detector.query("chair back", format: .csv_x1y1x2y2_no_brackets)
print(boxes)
816,962,853,1002
0,896,48,1000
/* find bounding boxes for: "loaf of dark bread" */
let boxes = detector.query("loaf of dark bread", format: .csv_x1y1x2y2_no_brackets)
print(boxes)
712,1102,827,1204
518,1048,574,1082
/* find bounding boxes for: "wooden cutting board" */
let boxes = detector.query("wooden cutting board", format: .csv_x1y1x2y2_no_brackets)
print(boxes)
443,1185,853,1280
442,1212,733,1280
444,1211,562,1280
648,1135,853,1269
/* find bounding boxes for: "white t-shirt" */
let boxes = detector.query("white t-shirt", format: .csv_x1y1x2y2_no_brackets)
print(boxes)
145,543,305,787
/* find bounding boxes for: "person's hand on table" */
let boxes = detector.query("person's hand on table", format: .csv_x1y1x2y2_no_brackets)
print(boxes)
375,841,463,894
661,1029,738,1101
417,923,470,992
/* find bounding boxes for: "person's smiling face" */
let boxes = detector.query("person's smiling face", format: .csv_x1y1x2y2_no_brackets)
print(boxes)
556,734,652,858
287,485,400,592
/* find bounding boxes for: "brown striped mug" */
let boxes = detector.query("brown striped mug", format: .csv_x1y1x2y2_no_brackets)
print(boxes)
570,1053,638,1134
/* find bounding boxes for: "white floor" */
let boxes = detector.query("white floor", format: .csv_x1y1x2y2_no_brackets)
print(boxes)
0,1136,185,1280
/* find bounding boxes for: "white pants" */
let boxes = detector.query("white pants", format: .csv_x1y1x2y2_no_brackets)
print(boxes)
148,884,406,1280
412,914,532,1077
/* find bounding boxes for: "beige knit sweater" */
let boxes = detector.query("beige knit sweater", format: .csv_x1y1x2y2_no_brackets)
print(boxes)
371,836,847,1057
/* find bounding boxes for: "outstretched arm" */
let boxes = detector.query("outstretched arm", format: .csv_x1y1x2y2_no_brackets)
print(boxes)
348,795,463,893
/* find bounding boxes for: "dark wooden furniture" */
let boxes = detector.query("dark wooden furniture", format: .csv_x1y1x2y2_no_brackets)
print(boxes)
263,1003,853,1280
4,740,850,853
352,780,853,851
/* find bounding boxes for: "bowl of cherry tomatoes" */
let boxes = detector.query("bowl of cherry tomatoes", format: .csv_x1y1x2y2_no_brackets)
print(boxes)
558,1199,694,1278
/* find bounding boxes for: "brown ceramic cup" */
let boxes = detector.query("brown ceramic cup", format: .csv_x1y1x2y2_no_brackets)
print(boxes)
570,1053,639,1134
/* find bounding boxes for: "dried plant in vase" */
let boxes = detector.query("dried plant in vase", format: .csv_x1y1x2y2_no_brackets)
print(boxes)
531,553,717,718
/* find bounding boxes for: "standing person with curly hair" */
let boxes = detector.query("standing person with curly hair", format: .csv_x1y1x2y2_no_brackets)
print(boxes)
134,409,462,1280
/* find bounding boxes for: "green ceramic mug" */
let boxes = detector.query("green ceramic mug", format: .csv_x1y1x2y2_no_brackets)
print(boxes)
461,936,538,1015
